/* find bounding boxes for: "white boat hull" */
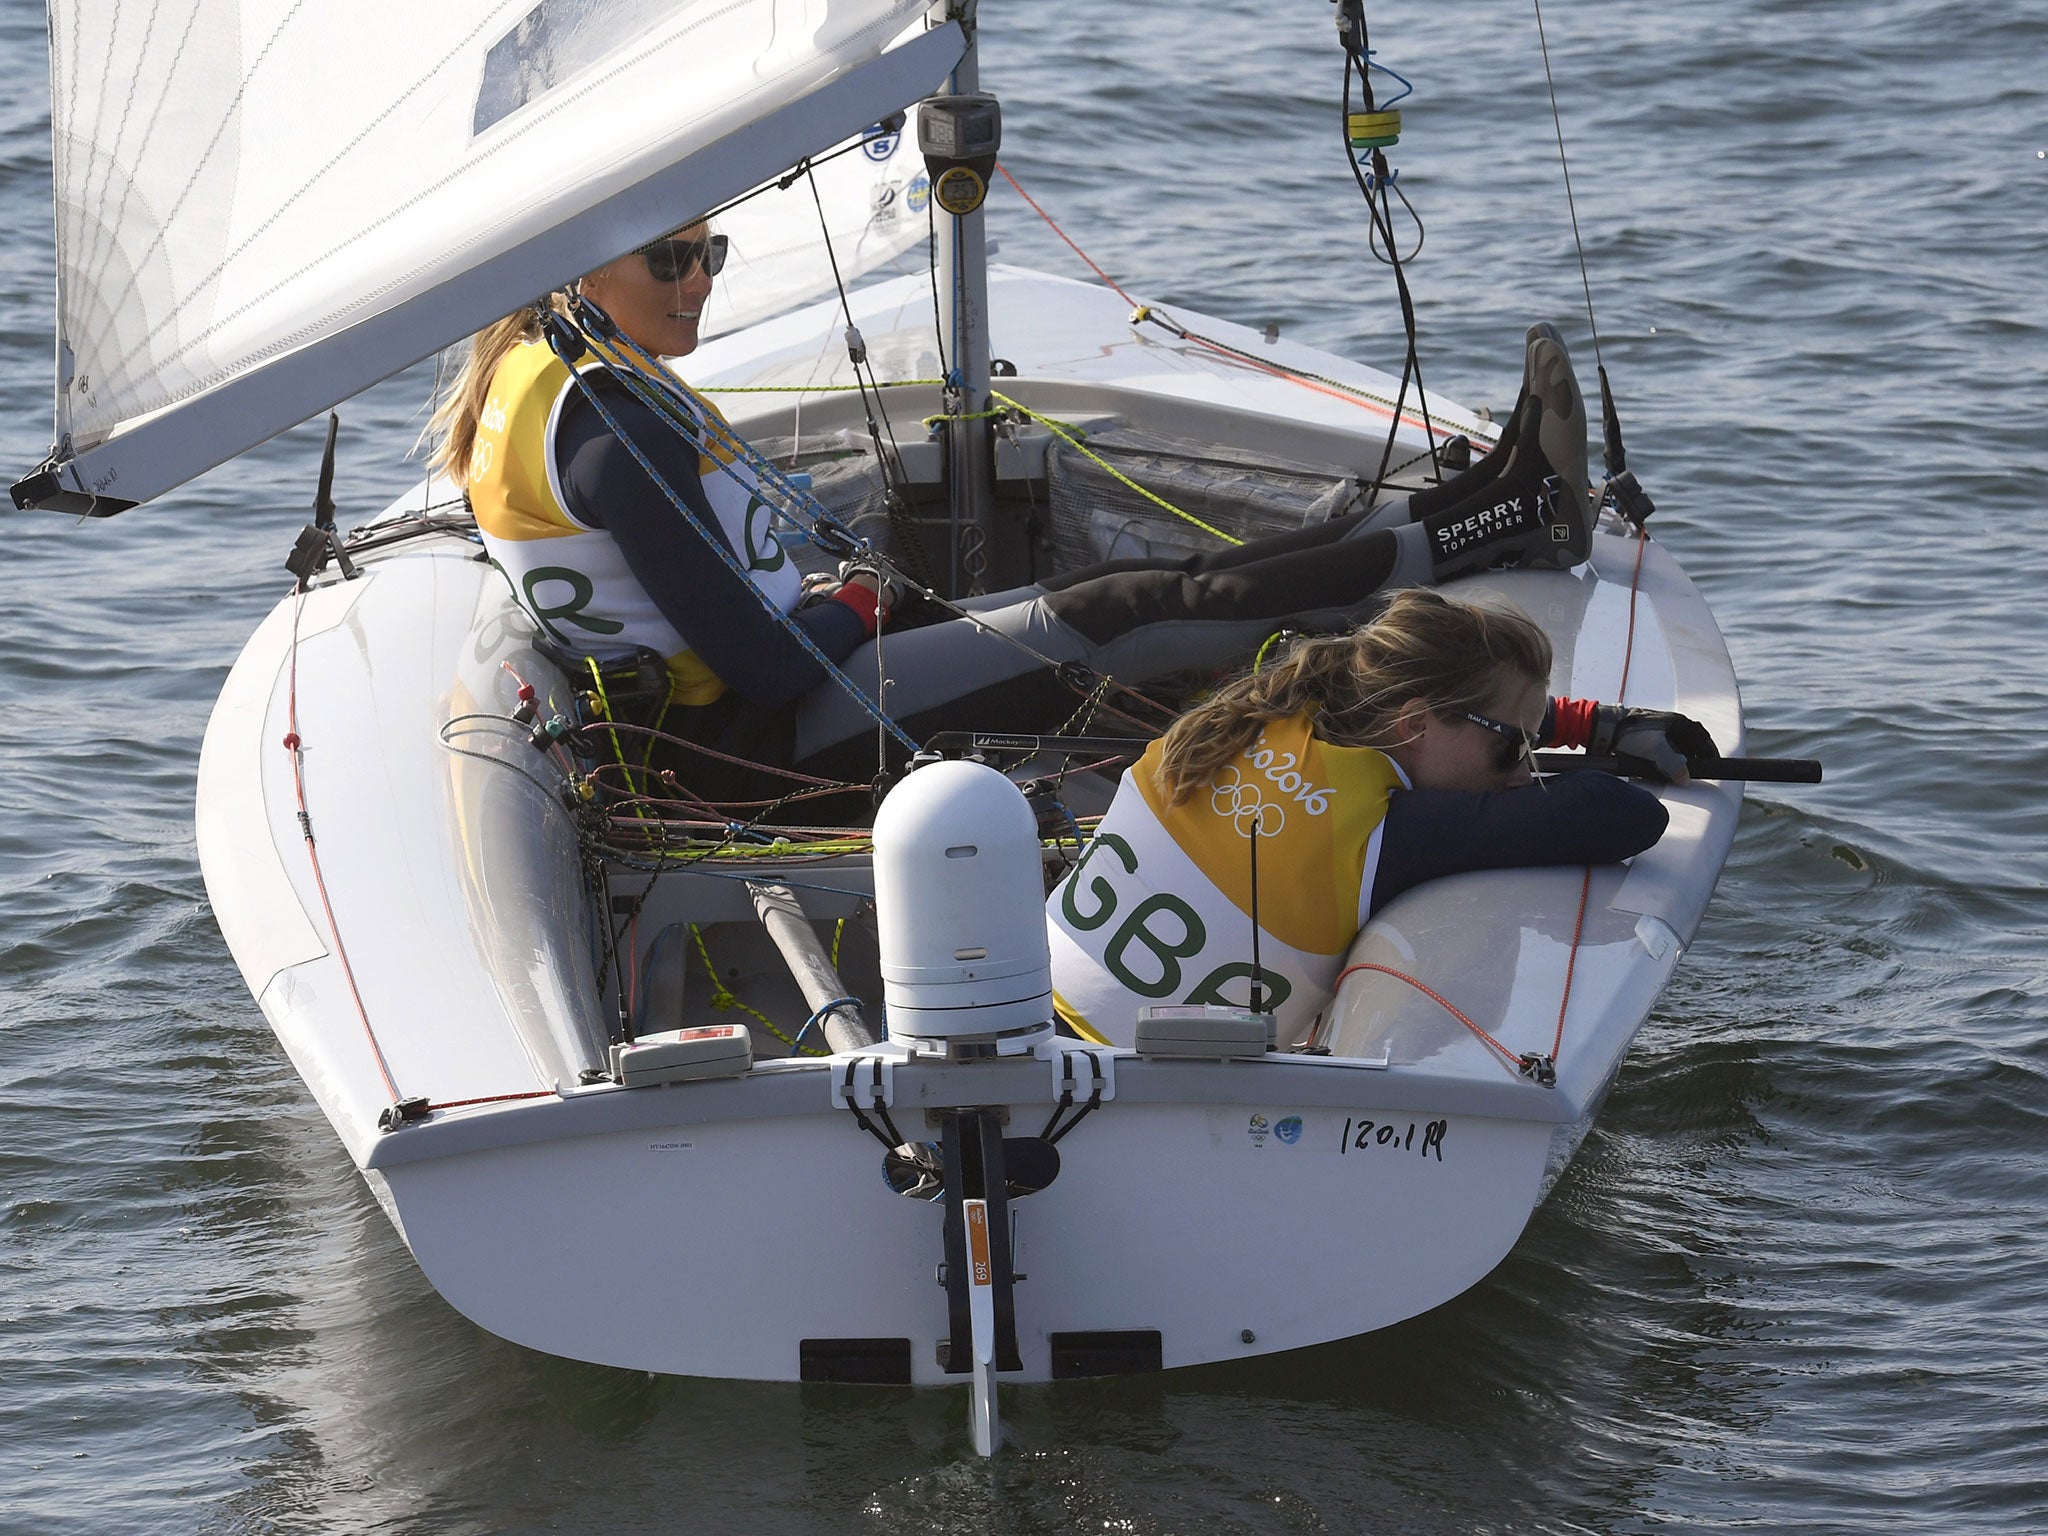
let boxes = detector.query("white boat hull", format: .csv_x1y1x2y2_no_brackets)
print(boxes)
375,1085,1555,1382
197,271,1743,1384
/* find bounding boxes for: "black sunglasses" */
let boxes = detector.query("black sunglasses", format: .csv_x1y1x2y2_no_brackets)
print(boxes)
638,233,728,282
1460,709,1535,772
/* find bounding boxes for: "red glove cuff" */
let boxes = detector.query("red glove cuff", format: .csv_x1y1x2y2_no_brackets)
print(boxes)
828,581,884,637
1547,696,1597,750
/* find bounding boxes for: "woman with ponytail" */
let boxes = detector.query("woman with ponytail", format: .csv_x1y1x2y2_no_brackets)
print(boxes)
1047,590,1699,1046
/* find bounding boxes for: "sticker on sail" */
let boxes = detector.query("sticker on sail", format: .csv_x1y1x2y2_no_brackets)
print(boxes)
906,174,931,214
862,128,901,162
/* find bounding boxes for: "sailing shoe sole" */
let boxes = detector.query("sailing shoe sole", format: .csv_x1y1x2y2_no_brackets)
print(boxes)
1521,322,1591,568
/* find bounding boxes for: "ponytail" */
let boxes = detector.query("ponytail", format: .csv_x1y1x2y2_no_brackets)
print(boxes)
1152,589,1552,803
425,296,570,485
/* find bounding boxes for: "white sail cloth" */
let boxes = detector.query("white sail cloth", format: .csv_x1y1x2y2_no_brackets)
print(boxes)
706,119,933,341
39,0,961,509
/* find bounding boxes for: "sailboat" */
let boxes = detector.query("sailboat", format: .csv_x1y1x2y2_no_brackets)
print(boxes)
15,0,1796,1455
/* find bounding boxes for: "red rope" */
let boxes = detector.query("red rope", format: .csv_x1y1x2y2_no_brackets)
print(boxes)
1613,527,1649,705
1552,867,1592,1058
995,162,1140,306
285,589,403,1104
426,1090,554,1112
1545,524,1651,1060
994,161,1485,445
1333,961,1525,1074
287,589,554,1123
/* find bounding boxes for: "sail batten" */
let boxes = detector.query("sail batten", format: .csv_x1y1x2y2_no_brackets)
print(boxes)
26,1,962,514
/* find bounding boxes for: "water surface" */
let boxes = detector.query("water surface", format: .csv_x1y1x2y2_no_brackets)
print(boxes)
3,1,2044,1531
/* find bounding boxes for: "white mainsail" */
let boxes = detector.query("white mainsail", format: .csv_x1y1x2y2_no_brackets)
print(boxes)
705,118,934,341
28,0,964,513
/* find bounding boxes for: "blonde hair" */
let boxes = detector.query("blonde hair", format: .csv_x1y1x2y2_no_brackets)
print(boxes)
428,221,714,484
1153,589,1553,803
426,294,571,485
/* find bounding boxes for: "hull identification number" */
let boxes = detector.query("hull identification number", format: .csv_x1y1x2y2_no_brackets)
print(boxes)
1339,1116,1447,1161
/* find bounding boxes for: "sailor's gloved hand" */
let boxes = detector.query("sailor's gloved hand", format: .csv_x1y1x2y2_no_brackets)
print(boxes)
818,557,900,637
1589,706,1718,785
836,557,901,615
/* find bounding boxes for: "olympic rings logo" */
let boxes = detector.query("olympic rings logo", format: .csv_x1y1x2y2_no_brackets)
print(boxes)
1210,768,1287,838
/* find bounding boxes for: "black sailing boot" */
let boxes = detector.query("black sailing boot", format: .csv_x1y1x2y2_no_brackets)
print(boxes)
1400,374,1523,522
1345,377,1522,535
1416,323,1592,581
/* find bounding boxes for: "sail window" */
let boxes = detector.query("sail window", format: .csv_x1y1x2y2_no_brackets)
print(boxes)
474,0,694,134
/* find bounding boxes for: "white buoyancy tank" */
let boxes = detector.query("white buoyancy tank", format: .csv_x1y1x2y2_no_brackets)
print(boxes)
871,759,1053,1051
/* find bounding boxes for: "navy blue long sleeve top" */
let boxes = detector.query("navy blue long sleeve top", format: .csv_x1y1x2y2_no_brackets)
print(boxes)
556,378,864,707
1370,770,1669,914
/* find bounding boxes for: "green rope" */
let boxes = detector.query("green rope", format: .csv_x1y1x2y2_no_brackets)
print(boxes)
583,659,644,802
581,657,675,816
687,924,825,1056
988,390,1244,546
697,379,946,394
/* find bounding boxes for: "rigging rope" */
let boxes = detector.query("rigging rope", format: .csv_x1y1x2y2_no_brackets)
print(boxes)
1334,4,1444,500
985,391,1243,545
1531,0,1604,378
283,589,406,1108
1530,0,1649,501
804,162,919,508
993,160,1496,451
538,307,918,754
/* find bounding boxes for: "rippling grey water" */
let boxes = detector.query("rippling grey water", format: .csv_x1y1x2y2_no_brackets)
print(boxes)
4,1,2045,1531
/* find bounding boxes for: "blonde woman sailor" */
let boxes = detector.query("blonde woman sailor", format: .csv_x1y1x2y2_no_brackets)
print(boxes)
1046,590,1709,1046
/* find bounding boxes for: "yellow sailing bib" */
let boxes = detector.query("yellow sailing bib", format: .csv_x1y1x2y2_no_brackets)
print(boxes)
1046,715,1405,1045
468,339,802,706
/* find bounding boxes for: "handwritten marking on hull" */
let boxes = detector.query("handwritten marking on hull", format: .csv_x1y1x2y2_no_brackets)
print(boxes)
1338,1117,1449,1161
